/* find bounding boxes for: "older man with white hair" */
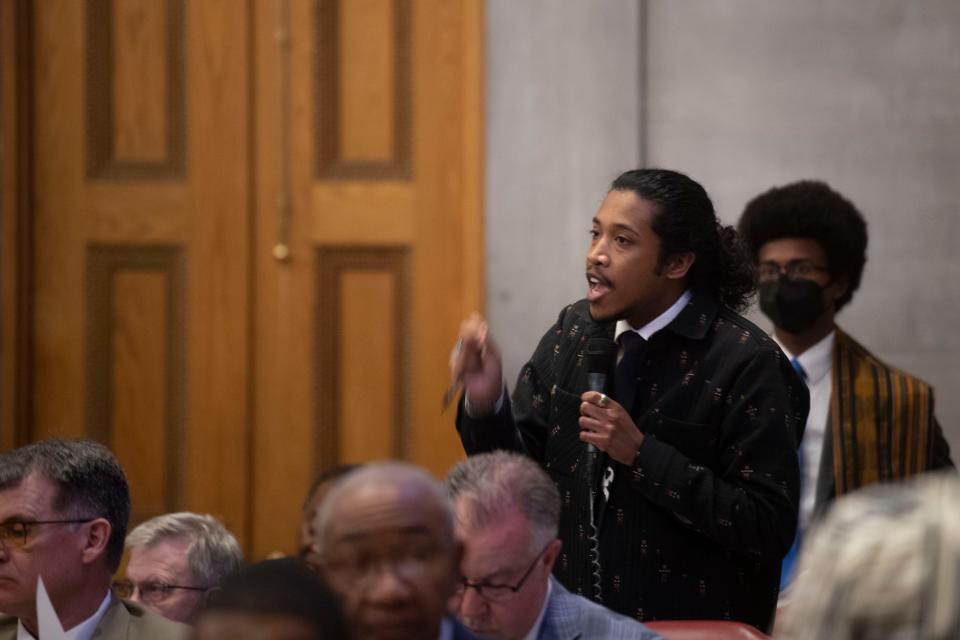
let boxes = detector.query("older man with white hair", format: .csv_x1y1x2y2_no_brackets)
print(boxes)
118,512,243,624
446,451,662,640
310,462,475,640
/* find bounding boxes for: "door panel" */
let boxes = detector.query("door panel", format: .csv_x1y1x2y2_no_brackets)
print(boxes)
5,0,482,559
30,0,251,543
251,0,483,557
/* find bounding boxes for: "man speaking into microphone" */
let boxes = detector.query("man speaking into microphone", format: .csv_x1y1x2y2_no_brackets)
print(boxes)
450,169,808,631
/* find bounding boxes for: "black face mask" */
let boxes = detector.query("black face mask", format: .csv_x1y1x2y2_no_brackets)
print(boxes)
758,278,827,334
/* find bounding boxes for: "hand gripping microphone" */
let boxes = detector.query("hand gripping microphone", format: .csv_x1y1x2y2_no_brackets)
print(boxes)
584,337,617,454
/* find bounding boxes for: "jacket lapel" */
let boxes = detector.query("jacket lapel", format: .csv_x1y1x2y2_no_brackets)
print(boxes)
812,412,836,518
537,580,582,640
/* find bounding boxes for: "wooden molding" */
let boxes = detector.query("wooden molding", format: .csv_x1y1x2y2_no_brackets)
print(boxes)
85,245,186,515
313,0,412,180
314,247,411,468
0,0,35,449
86,0,186,180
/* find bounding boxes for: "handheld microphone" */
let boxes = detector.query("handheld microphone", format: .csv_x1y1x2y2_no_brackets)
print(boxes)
585,337,617,454
583,336,616,603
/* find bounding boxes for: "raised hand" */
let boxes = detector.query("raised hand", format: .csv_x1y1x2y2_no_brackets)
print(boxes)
448,313,503,416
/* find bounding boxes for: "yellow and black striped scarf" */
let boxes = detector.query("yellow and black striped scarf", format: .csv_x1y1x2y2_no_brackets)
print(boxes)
831,328,936,494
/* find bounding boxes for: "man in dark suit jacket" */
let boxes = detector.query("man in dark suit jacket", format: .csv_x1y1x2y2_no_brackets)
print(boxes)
451,169,808,631
446,451,661,640
738,180,954,587
0,439,187,639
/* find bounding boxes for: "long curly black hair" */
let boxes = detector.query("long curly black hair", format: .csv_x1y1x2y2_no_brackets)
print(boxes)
611,168,756,312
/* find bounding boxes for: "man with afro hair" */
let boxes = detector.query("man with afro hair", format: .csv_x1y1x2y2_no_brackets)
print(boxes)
738,180,953,590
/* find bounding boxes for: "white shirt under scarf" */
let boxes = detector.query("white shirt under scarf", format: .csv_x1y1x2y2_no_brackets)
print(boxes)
774,330,834,532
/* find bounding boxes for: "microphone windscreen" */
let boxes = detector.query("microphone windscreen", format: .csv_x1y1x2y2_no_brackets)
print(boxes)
585,338,617,376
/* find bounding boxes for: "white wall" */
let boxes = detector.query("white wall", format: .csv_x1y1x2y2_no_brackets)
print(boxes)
486,1,960,454
644,1,960,453
485,0,641,385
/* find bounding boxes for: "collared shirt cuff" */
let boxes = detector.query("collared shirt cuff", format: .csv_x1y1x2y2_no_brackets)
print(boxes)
464,387,506,418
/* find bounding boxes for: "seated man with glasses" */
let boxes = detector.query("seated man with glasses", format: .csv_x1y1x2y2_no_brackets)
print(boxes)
445,451,661,640
0,439,187,639
115,512,243,624
738,180,954,589
310,462,475,640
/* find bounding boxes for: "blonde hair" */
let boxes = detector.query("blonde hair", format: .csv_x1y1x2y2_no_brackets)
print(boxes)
777,472,960,640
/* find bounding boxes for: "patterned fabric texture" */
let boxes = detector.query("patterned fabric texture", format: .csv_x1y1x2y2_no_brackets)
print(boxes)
458,291,809,631
538,577,663,640
830,328,943,494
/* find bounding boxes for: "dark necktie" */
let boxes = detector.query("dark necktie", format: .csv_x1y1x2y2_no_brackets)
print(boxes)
613,331,645,415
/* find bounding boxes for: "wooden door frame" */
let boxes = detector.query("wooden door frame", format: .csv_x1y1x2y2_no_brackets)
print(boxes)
0,0,33,450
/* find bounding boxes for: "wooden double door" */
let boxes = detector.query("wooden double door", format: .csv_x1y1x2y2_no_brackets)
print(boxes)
0,0,482,558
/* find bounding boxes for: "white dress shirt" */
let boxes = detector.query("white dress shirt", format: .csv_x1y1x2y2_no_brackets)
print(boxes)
775,331,834,531
17,590,112,640
614,289,693,346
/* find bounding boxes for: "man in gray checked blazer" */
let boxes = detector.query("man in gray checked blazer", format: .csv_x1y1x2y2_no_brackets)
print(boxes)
445,452,661,640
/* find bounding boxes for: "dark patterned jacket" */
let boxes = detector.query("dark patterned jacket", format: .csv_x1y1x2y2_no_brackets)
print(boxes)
457,292,808,631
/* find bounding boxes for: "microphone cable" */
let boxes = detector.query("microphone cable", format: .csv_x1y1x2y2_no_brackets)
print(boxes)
583,337,617,604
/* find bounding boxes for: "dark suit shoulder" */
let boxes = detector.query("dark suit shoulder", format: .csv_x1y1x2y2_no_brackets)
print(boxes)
711,306,783,354
557,299,606,334
447,616,479,639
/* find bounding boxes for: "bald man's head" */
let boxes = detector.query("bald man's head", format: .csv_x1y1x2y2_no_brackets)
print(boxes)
310,462,461,640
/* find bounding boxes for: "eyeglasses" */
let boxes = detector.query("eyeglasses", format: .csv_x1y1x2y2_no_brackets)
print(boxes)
112,580,210,604
320,540,451,587
0,518,96,549
757,260,829,283
453,544,549,603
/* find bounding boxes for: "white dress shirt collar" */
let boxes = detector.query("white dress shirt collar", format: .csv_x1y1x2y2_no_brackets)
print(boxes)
17,590,112,640
614,289,693,343
775,330,835,386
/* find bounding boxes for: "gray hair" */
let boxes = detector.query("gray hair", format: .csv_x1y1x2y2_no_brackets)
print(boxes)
126,512,243,588
777,471,960,640
312,462,454,555
0,439,130,570
444,451,560,552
